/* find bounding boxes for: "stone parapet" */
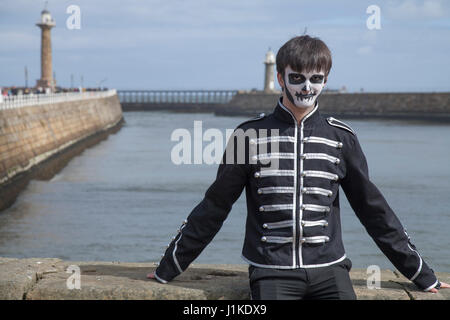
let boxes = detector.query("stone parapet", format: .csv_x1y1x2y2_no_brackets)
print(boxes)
0,257,448,300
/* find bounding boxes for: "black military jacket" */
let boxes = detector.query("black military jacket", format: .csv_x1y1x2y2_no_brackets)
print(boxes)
154,98,439,291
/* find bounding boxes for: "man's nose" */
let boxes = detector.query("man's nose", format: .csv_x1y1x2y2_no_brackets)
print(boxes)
301,81,311,92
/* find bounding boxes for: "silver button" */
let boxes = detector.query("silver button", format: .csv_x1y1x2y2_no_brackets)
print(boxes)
250,139,256,145
259,113,265,118
301,172,306,177
262,223,268,229
300,154,306,160
252,155,258,161
337,142,343,149
261,236,267,242
160,254,164,258
183,219,188,224
257,189,262,194
328,191,333,197
166,244,170,248
300,238,306,244
171,236,176,240
301,204,306,210
254,172,261,178
335,159,340,165
326,207,331,213
301,221,305,226
324,222,329,227
259,206,265,212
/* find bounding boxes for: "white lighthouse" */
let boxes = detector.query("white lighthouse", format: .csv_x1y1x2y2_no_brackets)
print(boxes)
263,48,275,93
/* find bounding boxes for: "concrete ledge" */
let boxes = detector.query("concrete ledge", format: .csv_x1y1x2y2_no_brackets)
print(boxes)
0,257,448,300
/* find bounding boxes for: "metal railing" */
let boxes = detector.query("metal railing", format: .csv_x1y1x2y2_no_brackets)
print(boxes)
117,90,238,105
0,89,117,110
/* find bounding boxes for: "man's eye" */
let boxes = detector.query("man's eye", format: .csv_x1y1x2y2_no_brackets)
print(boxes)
288,74,305,84
310,75,324,83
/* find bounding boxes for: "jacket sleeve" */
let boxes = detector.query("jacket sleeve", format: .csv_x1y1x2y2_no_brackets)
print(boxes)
154,129,249,283
341,134,439,291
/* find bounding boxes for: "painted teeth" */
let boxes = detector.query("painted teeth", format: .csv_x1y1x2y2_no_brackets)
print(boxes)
298,94,314,100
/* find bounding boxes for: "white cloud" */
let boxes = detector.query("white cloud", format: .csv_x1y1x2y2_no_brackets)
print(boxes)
386,0,446,20
1,0,449,91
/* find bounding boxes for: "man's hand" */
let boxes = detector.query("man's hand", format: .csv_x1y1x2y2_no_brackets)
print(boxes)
147,272,156,280
429,281,450,293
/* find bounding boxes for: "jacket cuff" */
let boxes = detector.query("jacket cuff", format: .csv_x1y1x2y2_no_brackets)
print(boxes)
153,271,168,284
412,268,438,291
154,255,182,283
422,280,439,292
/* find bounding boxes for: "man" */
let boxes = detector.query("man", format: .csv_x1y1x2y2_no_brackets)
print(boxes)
148,35,448,299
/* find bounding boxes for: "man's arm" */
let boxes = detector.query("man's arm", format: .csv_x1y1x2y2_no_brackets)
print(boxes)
151,130,249,283
340,134,440,291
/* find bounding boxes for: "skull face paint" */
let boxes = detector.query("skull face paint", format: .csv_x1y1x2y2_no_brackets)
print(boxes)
283,66,326,108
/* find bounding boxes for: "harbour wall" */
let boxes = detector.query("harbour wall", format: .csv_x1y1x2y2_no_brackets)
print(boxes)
218,91,450,121
120,91,450,122
0,92,124,211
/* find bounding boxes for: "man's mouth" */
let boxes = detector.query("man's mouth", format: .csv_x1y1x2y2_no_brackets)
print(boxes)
295,92,316,101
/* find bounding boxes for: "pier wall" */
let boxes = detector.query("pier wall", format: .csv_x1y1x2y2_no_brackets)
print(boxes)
219,91,450,121
0,257,448,300
0,92,123,210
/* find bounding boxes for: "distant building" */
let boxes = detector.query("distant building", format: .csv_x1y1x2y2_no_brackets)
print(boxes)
339,85,347,93
323,88,340,93
36,7,56,91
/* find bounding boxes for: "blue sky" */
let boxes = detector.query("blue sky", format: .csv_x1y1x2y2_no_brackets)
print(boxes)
1,0,449,92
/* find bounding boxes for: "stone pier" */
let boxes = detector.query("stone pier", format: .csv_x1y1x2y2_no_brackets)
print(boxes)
0,91,124,211
0,257,448,300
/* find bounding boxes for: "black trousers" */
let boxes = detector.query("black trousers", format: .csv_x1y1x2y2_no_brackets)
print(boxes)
249,258,357,300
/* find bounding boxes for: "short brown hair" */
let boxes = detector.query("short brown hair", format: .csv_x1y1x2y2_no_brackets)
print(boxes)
276,35,332,78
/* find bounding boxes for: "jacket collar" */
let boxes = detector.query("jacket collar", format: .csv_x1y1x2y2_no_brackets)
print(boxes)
273,97,321,127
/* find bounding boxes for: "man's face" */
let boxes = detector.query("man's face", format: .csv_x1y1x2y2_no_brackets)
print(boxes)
282,65,326,108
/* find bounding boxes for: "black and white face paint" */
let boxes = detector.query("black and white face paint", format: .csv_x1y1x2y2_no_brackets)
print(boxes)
283,66,326,108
